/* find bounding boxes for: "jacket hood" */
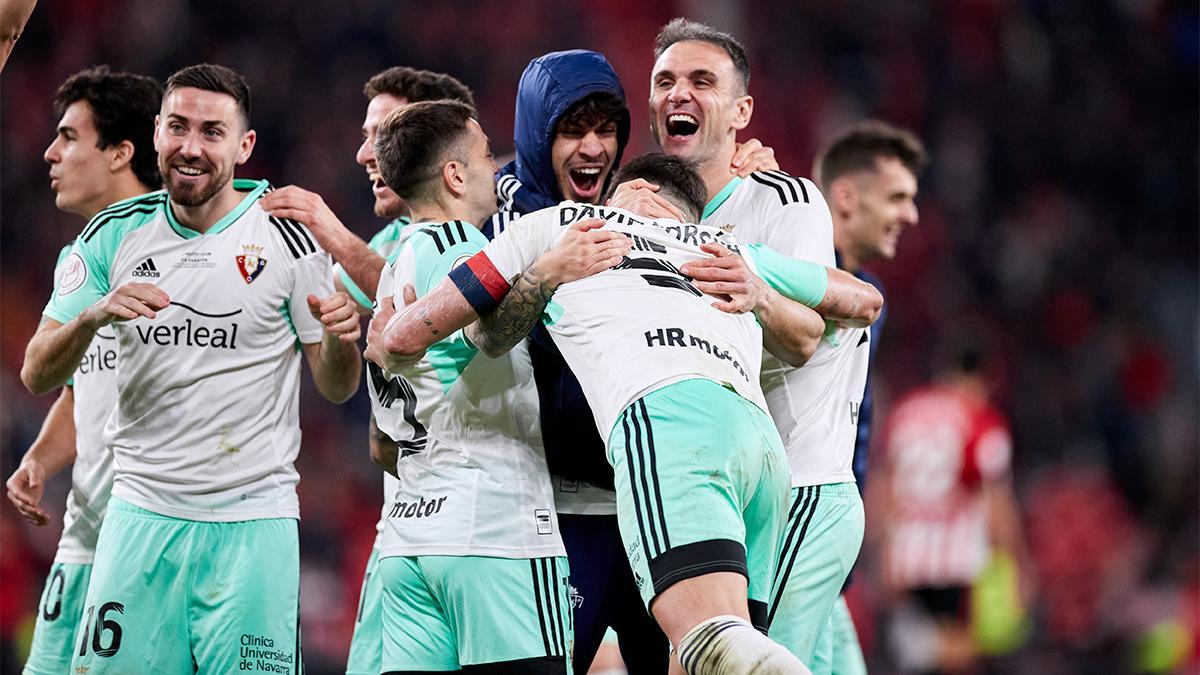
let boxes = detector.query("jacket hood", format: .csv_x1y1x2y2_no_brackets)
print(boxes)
497,49,630,214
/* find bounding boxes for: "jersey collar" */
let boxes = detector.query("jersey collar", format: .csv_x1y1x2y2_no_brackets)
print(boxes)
165,178,269,239
702,176,742,221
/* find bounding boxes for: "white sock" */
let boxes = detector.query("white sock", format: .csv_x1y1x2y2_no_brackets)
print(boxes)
676,614,812,675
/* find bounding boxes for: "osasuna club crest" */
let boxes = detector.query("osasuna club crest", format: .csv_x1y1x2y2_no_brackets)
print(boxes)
236,244,267,283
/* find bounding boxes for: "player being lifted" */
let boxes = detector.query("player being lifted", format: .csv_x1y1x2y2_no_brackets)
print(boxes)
370,151,882,675
484,48,781,675
21,63,361,674
610,19,875,670
360,99,629,674
253,64,476,675
8,66,161,675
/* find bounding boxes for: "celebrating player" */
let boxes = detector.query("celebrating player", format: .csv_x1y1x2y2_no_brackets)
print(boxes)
813,119,927,673
370,151,882,675
258,64,476,675
361,99,613,674
21,63,361,673
7,65,160,675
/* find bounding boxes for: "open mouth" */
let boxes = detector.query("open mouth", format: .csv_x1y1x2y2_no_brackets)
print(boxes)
174,165,206,178
666,113,700,138
568,167,602,196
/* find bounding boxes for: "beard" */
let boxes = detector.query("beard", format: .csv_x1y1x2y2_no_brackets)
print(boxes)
161,160,232,208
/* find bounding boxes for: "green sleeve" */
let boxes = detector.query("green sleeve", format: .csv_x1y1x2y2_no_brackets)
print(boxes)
744,242,828,308
407,223,488,297
398,222,487,391
43,237,112,324
336,265,372,308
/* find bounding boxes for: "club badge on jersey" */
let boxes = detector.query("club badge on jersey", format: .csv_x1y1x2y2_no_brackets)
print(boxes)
236,244,267,284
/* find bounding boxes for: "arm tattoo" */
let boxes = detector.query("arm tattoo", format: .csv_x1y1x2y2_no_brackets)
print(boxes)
465,265,555,356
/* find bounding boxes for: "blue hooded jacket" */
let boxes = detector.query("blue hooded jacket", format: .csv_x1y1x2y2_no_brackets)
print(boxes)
493,50,630,489
495,49,630,215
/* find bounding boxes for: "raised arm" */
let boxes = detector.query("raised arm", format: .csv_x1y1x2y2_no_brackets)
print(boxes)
261,186,385,312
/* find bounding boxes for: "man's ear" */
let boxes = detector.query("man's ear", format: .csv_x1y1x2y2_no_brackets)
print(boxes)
443,160,466,198
108,140,135,173
236,128,256,166
731,94,753,131
829,176,857,218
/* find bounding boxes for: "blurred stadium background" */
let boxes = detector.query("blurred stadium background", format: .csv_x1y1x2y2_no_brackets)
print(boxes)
1,1,1196,673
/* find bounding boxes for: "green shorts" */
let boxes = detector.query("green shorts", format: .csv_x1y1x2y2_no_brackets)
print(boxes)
24,562,91,675
69,497,301,674
767,483,864,668
606,378,790,628
820,595,867,675
346,546,383,675
380,554,572,672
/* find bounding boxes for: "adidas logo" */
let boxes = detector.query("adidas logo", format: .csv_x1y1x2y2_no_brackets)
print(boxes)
131,258,160,278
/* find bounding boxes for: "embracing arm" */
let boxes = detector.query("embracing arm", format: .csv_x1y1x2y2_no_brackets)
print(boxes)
464,218,630,357
817,268,883,328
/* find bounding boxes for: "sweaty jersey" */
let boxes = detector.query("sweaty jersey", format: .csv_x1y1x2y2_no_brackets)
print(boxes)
704,172,869,487
44,181,333,522
368,220,560,559
48,242,117,564
451,202,829,440
881,384,1012,588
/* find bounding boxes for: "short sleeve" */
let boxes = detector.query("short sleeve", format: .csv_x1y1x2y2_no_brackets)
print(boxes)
44,238,112,325
480,207,559,280
289,251,336,344
756,178,836,266
744,243,828,307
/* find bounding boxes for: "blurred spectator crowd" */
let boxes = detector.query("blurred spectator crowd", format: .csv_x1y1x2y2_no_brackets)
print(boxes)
1,1,1195,672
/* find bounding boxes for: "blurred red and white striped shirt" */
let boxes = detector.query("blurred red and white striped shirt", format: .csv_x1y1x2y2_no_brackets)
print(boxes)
882,384,1012,589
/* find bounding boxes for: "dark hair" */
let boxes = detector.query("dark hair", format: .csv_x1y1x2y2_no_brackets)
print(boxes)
555,91,629,135
654,18,751,95
54,65,163,189
375,100,477,202
364,66,476,108
608,152,707,222
164,63,251,127
815,120,928,193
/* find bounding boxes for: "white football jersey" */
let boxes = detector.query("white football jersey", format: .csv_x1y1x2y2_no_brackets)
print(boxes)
704,172,869,487
46,243,117,564
45,181,333,521
368,220,561,559
468,202,776,439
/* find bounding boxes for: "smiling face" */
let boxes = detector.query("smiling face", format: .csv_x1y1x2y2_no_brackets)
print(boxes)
356,93,409,219
43,100,119,218
154,87,254,208
838,156,920,262
649,40,751,170
551,115,618,204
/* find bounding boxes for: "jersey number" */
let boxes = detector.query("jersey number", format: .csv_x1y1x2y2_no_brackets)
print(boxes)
78,601,124,658
41,567,65,621
614,255,701,297
367,362,427,456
